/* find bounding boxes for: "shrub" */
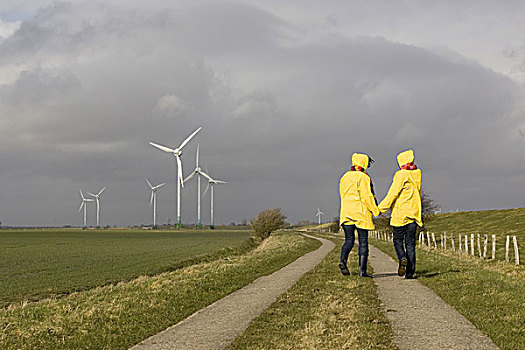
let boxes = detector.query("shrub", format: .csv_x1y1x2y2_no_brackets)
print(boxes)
250,208,287,241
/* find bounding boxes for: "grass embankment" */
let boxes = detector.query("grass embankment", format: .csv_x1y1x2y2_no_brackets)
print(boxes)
371,208,525,350
425,208,525,264
0,230,320,350
0,229,251,307
229,234,395,350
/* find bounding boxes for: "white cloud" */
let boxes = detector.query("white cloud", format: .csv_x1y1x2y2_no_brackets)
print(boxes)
154,94,192,117
0,19,20,40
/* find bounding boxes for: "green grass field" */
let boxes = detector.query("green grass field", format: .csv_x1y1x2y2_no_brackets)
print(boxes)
0,230,320,350
0,229,252,307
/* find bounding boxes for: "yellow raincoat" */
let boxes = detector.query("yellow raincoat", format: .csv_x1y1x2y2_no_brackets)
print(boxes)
379,150,423,227
339,153,380,230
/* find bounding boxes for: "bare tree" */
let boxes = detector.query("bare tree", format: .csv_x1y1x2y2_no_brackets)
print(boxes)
421,190,439,217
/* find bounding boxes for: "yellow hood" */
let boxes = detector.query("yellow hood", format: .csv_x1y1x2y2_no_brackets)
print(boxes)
352,153,369,170
397,150,415,168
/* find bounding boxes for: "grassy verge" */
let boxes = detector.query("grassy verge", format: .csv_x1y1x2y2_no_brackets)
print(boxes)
0,229,251,307
371,238,524,350
228,234,395,350
0,230,320,350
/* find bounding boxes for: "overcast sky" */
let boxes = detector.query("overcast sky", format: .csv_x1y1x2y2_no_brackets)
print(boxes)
0,1,524,226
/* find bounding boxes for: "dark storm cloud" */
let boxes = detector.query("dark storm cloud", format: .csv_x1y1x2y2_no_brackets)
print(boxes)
0,1,523,226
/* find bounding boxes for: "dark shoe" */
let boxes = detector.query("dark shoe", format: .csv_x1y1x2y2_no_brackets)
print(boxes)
405,275,417,280
359,255,372,278
339,262,350,276
398,258,407,277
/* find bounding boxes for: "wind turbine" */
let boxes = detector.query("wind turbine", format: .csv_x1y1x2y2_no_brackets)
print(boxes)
184,144,211,229
146,178,166,229
79,190,94,228
316,207,324,225
149,127,202,228
88,187,106,228
202,172,227,229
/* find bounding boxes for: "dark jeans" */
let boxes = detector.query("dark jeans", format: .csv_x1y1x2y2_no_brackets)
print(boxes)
340,224,369,264
393,222,417,277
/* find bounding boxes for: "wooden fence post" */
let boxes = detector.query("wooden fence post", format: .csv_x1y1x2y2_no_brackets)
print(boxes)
427,232,431,248
492,235,496,260
451,233,455,252
465,235,469,255
483,234,488,259
470,234,475,256
459,234,462,254
513,236,520,266
444,233,447,251
477,234,482,258
506,235,510,263
432,232,437,249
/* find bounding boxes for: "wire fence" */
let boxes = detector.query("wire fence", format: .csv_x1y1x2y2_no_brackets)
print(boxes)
370,230,521,266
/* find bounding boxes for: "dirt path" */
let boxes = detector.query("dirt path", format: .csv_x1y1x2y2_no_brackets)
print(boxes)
129,233,335,350
369,245,499,350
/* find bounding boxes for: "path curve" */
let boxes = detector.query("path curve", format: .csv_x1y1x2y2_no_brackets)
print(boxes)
130,233,335,350
369,245,499,350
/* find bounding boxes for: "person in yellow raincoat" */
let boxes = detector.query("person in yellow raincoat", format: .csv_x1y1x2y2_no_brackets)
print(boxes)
339,153,380,277
379,149,422,279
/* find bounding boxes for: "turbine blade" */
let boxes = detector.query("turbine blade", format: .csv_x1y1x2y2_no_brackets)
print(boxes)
145,178,153,189
196,143,200,167
87,192,96,197
202,183,210,197
178,127,202,150
199,171,214,183
149,141,175,153
184,171,196,183
153,183,166,190
97,187,106,196
79,201,84,212
80,189,85,200
215,180,227,184
176,156,184,188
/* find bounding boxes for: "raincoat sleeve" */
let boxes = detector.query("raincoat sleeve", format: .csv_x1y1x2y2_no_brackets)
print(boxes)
359,176,380,217
379,172,404,213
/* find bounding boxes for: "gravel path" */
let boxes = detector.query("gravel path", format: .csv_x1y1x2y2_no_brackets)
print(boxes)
129,233,335,350
369,245,500,350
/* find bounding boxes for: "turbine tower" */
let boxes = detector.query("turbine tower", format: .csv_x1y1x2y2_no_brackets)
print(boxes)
79,190,94,228
316,207,324,225
184,144,213,229
202,172,227,229
146,178,165,229
149,127,202,228
88,187,106,228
